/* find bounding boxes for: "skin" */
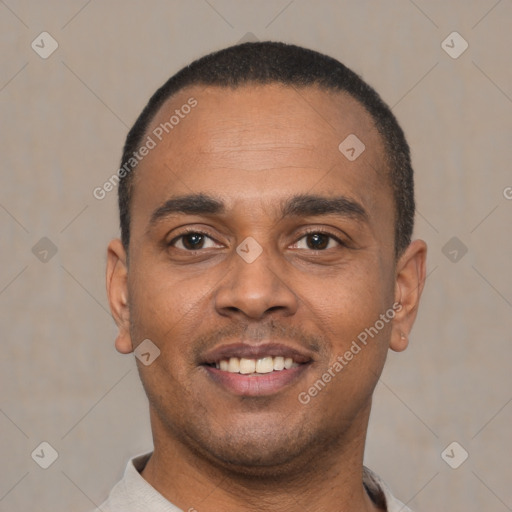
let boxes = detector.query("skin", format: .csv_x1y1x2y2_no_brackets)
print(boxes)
106,83,427,512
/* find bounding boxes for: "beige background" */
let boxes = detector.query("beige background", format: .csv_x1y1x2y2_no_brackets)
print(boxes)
1,1,511,511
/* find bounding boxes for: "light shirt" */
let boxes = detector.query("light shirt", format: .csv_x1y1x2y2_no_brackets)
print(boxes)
94,452,412,512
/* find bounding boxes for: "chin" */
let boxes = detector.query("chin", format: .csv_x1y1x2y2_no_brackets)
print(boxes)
188,421,324,478
206,447,307,478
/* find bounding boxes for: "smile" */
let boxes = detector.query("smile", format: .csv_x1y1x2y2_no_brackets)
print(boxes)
208,356,301,375
201,342,313,396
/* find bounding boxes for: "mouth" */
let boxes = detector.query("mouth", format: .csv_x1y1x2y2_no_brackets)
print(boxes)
201,343,313,396
205,355,301,374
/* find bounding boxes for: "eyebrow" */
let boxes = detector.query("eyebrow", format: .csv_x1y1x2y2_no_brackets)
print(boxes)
279,194,368,222
147,192,368,229
149,193,224,227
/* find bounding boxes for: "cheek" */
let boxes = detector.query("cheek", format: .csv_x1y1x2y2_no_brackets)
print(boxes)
127,265,207,407
294,256,395,394
298,258,391,332
128,252,214,329
298,268,393,416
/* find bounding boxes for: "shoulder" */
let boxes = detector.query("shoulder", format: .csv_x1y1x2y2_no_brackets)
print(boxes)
363,466,413,512
91,452,153,512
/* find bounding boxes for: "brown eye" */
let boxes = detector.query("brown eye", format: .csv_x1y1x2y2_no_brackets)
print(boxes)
170,232,220,251
291,232,342,251
181,233,205,250
306,233,330,250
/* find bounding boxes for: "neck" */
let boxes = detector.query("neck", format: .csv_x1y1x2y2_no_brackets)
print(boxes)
141,405,384,512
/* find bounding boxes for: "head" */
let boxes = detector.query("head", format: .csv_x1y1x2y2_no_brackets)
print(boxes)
106,42,426,477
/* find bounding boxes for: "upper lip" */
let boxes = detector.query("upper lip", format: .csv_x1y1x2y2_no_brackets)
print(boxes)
201,342,314,365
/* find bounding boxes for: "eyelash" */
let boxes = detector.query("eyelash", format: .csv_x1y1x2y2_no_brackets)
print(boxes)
299,228,347,247
167,227,347,251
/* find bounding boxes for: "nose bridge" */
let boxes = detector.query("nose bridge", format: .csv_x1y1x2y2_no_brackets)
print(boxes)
235,240,278,290
214,236,298,319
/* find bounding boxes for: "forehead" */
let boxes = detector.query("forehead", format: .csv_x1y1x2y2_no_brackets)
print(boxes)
147,83,384,164
130,83,392,228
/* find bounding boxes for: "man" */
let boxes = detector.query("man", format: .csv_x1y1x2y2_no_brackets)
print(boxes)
101,41,426,511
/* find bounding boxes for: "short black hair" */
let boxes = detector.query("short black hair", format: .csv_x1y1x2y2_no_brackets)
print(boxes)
118,41,414,256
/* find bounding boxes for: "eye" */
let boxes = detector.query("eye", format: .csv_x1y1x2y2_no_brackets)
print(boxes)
169,232,220,251
291,232,343,251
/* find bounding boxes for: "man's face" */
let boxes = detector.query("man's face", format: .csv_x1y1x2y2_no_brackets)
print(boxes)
111,84,413,474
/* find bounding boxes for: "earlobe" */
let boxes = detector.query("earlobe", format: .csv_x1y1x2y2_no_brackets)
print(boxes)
390,329,409,352
390,239,427,352
106,239,133,354
114,332,133,354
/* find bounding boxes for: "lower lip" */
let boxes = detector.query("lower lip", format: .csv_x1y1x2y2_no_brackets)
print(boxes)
203,364,310,397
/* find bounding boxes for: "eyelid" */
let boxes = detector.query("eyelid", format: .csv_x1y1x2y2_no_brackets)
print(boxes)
166,226,349,250
292,227,349,247
167,227,222,248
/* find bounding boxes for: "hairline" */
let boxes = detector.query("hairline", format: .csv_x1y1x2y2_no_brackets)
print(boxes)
123,81,400,259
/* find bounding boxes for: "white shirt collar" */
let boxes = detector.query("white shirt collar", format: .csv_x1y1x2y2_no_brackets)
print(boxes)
96,452,412,512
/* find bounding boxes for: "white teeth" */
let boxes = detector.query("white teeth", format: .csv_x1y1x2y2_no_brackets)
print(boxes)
239,358,256,374
228,357,240,372
273,356,285,371
255,357,274,374
214,355,302,374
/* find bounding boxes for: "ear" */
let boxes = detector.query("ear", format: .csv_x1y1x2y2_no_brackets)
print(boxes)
390,239,427,352
106,238,133,354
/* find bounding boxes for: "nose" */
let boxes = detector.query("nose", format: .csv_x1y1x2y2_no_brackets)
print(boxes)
214,243,299,321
